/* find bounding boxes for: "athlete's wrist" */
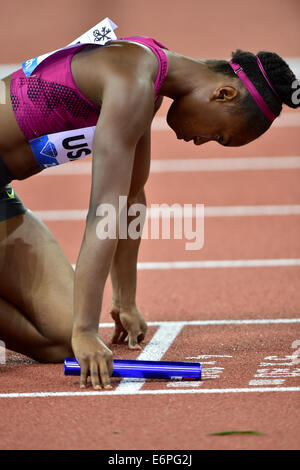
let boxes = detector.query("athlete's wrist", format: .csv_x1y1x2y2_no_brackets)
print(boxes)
72,324,99,338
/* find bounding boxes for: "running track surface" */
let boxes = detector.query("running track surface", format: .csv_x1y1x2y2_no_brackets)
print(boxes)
0,0,300,451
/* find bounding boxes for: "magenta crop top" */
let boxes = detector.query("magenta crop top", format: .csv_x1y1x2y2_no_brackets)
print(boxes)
10,36,169,142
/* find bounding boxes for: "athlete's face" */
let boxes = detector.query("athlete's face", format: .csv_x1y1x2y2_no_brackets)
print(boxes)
166,86,260,147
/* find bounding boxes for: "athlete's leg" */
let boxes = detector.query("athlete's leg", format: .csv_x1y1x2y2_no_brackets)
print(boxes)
0,210,74,362
0,296,71,362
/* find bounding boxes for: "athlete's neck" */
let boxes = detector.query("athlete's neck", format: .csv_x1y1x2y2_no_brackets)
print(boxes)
159,51,214,100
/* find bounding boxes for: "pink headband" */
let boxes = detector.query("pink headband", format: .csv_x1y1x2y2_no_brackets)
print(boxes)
229,58,280,122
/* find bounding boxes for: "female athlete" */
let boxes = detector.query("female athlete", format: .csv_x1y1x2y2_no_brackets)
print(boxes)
0,32,298,389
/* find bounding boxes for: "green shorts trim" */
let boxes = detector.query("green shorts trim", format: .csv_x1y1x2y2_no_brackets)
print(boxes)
0,185,27,222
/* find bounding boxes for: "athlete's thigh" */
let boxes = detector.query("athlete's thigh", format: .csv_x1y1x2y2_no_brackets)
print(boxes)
0,209,74,343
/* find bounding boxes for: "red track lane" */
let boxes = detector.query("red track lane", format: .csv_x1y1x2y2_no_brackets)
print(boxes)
123,268,300,321
38,216,300,263
2,1,300,62
145,171,300,206
0,391,298,450
12,170,300,209
150,125,300,159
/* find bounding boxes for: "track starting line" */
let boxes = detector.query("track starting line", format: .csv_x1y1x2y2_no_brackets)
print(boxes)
1,318,299,399
0,387,299,399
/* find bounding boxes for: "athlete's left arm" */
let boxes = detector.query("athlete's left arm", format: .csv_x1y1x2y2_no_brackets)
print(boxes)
109,135,149,350
109,97,163,349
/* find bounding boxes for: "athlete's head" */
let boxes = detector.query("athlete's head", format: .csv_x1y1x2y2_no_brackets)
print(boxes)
166,49,300,146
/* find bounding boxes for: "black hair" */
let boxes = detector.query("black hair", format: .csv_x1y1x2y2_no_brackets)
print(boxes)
206,49,300,135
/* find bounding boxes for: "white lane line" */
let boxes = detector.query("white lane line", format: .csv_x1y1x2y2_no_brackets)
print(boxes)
34,205,300,221
136,259,300,270
203,205,300,217
36,209,88,221
150,156,300,172
39,156,300,175
0,387,299,399
98,318,300,328
71,259,300,271
115,322,184,393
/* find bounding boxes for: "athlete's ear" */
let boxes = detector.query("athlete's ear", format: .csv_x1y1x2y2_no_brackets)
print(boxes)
210,86,238,102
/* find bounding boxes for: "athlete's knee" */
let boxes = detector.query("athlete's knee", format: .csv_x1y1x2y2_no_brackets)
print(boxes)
36,345,73,363
37,321,73,363
34,338,73,363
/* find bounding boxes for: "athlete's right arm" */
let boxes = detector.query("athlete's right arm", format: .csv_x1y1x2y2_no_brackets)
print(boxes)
71,71,155,389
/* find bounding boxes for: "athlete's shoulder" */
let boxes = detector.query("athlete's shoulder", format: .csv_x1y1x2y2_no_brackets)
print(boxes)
89,39,161,89
116,36,169,50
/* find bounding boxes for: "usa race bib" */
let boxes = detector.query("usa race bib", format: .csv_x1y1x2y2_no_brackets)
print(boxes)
30,126,96,169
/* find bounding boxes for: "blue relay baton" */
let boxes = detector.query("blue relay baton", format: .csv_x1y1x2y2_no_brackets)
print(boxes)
64,358,201,380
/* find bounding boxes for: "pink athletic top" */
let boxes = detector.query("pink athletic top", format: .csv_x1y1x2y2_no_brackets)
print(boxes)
10,36,169,142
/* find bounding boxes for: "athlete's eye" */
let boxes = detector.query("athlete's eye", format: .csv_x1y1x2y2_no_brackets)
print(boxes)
217,136,223,144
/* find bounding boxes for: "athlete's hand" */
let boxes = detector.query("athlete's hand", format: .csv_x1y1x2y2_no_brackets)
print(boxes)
110,305,147,350
71,331,113,389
